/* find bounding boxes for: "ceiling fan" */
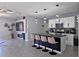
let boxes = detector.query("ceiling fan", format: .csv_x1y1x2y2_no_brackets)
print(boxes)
0,9,14,13
0,9,14,16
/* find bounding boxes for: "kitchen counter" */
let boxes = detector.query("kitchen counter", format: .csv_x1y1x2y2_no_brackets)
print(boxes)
31,33,66,37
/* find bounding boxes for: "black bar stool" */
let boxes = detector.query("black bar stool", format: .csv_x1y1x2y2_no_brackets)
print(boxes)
31,34,37,47
41,35,49,52
35,35,42,49
48,37,58,55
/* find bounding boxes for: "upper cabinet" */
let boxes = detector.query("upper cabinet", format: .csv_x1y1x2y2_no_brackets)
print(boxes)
62,17,75,28
49,16,75,28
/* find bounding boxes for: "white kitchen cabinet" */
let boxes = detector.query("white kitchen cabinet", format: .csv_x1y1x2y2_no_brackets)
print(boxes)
49,16,75,28
66,34,74,46
62,17,75,28
49,19,56,28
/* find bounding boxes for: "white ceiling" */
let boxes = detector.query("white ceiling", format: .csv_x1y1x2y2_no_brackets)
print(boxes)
0,2,79,19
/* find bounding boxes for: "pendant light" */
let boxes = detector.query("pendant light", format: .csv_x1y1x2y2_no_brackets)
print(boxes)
35,17,38,24
34,10,38,24
43,16,47,23
56,15,60,23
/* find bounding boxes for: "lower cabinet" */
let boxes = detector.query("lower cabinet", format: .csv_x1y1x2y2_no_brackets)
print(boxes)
66,34,74,46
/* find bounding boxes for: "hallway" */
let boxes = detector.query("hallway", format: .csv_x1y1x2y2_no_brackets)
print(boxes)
0,39,78,57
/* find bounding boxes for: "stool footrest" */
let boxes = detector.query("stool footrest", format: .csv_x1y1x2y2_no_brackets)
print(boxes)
49,51,57,55
42,49,49,52
36,47,42,49
32,45,37,47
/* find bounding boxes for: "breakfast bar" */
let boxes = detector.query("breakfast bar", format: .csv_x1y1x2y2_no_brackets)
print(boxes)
31,33,67,54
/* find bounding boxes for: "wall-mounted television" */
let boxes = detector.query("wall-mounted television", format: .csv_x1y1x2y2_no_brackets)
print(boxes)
16,22,24,31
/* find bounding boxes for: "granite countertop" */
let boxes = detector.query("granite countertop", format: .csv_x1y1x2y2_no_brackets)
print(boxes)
31,33,66,37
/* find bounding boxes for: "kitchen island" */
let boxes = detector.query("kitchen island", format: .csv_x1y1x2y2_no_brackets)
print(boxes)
31,33,67,54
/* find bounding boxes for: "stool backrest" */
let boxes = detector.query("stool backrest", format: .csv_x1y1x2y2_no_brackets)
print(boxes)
35,35,40,40
48,37,56,44
30,34,35,40
41,36,47,42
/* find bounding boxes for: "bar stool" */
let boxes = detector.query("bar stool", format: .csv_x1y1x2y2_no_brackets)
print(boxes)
30,34,36,47
48,37,58,55
35,35,42,49
41,36,49,52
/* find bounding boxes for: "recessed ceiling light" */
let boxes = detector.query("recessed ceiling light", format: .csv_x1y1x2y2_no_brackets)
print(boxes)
43,8,47,11
23,16,26,19
56,2,63,7
34,11,38,13
56,4,59,7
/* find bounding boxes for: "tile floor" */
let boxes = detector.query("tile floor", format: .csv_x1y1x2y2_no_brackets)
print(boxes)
0,39,78,57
